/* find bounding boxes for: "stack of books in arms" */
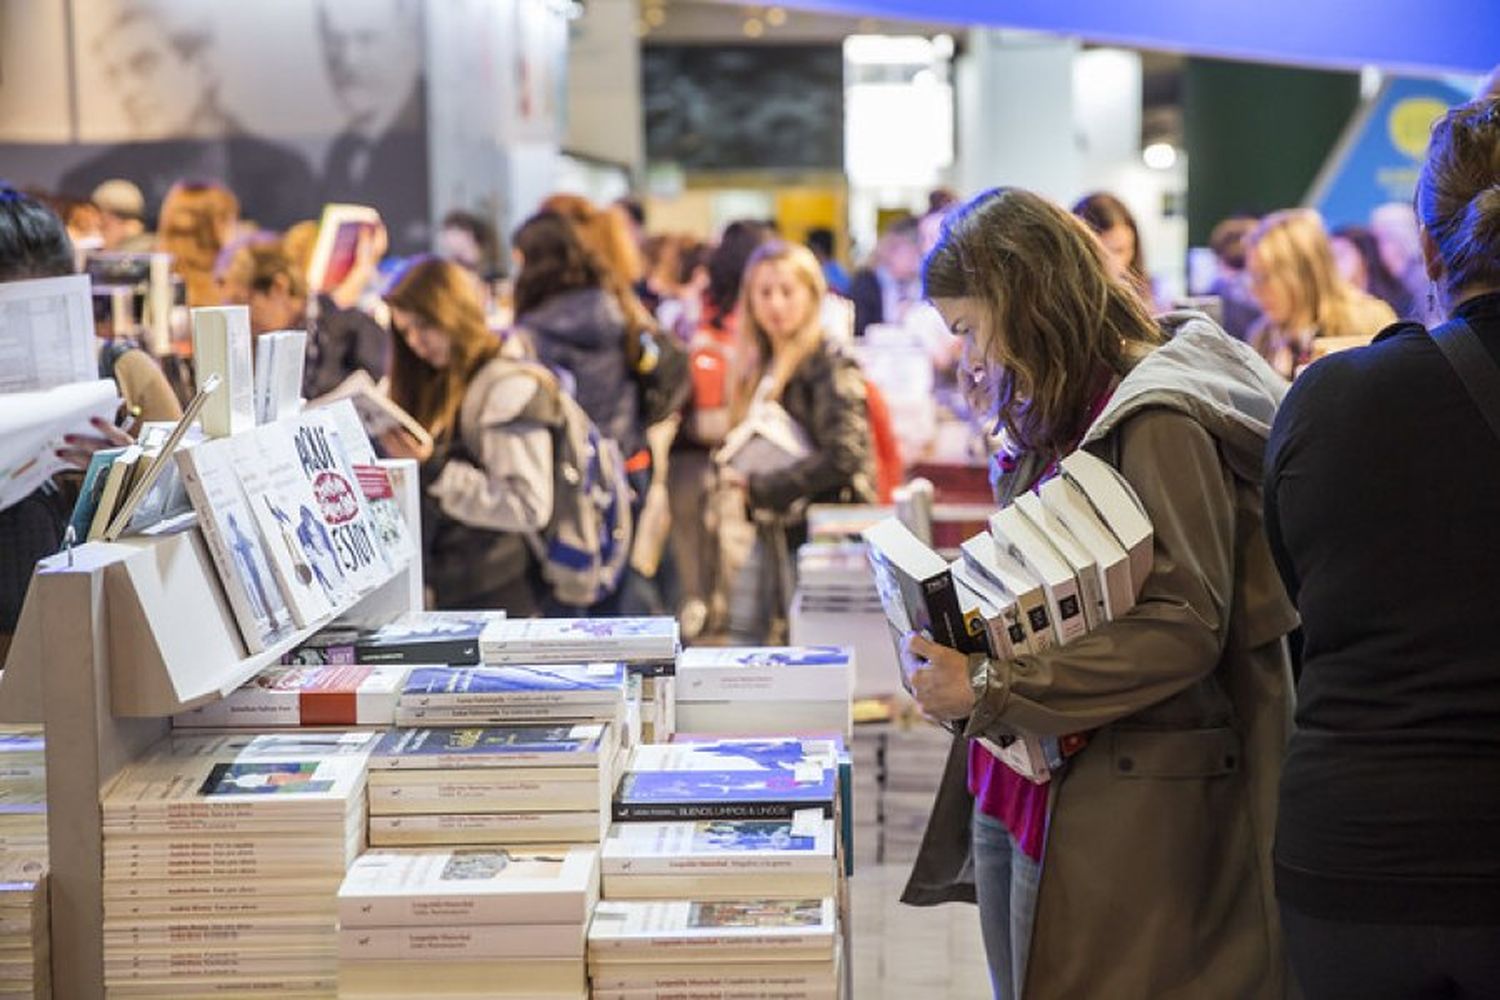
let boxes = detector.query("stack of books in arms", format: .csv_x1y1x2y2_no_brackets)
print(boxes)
98,732,374,999
479,616,680,747
337,846,599,1000
864,448,1154,783
365,724,615,851
675,646,854,738
588,898,841,1000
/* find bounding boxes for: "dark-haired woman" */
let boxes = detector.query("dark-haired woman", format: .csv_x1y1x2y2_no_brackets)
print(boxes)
902,187,1296,998
1072,191,1155,307
1268,95,1500,999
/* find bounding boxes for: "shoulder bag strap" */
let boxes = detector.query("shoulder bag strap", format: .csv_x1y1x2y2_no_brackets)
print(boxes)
1429,317,1500,443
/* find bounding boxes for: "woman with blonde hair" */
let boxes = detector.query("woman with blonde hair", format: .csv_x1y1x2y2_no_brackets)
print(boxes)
722,241,874,642
1246,208,1396,378
901,187,1296,999
380,256,553,615
156,180,239,307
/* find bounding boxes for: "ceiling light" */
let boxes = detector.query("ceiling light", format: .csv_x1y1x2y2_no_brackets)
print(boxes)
743,16,765,37
1142,142,1177,170
766,6,787,26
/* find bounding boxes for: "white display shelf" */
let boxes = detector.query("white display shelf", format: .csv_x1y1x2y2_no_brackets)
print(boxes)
0,456,422,1000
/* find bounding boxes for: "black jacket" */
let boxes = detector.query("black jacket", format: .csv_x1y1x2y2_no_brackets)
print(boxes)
521,288,644,459
848,268,883,338
1266,291,1500,924
745,340,875,515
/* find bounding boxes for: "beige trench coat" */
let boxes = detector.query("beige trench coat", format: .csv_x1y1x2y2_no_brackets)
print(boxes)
905,320,1299,999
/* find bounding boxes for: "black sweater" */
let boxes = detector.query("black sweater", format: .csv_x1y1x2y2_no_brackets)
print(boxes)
1266,291,1500,924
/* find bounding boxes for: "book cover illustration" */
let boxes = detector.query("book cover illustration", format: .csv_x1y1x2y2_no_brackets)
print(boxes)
692,820,817,853
635,739,838,775
690,899,827,930
440,850,509,881
232,428,346,625
291,411,389,590
324,398,413,564
488,617,678,646
177,437,295,652
198,762,335,797
404,663,626,696
374,724,604,759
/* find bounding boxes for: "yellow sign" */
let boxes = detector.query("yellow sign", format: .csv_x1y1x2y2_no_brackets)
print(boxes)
1387,97,1448,159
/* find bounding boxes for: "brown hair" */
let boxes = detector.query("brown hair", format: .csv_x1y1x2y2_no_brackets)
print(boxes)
924,187,1164,458
1072,191,1150,299
1247,208,1376,338
540,193,649,367
1416,96,1500,302
280,220,320,278
1209,216,1258,270
511,211,604,318
157,181,239,307
730,241,828,423
383,257,499,441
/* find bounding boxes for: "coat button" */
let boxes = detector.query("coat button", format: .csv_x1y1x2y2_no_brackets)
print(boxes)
1117,757,1134,773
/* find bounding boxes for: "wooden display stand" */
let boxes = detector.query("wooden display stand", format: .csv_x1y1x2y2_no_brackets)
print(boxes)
0,460,421,1000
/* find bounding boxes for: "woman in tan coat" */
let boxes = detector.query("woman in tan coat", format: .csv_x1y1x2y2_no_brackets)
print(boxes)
902,187,1298,998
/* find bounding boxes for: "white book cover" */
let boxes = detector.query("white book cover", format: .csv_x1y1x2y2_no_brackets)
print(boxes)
174,436,295,653
231,424,350,625
324,398,413,568
253,329,306,425
601,818,835,876
1038,477,1135,620
154,729,379,762
0,273,96,392
990,507,1088,645
190,306,255,438
288,409,390,592
676,646,853,703
337,847,599,928
1060,449,1153,598
1015,492,1106,631
171,664,406,729
479,617,679,664
958,533,1048,654
587,898,836,956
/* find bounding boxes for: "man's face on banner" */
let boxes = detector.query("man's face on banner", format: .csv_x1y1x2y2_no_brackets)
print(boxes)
317,0,422,130
95,14,207,139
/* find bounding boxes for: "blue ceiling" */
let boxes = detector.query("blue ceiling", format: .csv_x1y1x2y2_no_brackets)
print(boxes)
783,0,1496,78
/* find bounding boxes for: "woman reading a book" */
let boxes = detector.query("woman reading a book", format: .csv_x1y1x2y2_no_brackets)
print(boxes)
721,242,874,643
900,188,1297,999
380,256,554,616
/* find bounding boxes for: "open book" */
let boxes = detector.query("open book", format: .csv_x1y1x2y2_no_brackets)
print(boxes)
307,370,432,453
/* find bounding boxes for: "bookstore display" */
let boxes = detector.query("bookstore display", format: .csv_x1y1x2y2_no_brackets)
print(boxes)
0,288,1164,999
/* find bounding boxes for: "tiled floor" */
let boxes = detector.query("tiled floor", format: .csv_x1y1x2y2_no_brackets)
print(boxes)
849,863,993,1000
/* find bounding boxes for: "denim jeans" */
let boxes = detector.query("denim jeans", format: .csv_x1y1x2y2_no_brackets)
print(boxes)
972,809,1042,1000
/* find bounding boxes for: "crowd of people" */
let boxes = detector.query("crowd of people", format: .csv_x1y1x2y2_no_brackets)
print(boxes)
2,84,1498,1000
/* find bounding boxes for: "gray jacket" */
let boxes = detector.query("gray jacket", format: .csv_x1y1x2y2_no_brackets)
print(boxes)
903,313,1299,998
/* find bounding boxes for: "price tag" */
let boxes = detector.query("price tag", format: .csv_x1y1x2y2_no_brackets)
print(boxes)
794,761,823,785
586,662,618,676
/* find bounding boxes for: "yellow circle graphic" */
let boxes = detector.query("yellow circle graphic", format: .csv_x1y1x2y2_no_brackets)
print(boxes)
1388,97,1448,159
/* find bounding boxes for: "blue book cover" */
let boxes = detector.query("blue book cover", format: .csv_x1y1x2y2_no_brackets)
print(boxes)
68,446,126,542
615,770,835,822
373,724,605,762
403,663,626,698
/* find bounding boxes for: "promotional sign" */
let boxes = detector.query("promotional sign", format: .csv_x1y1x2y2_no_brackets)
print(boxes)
1309,76,1474,229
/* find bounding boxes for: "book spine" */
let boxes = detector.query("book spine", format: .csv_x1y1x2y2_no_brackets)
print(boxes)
398,689,624,709
171,691,300,728
611,800,834,822
371,751,602,770
356,639,480,665
337,923,583,960
601,854,830,877
919,571,988,655
337,894,588,929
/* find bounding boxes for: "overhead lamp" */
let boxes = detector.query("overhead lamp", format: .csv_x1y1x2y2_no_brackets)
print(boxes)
743,16,765,37
1142,142,1177,170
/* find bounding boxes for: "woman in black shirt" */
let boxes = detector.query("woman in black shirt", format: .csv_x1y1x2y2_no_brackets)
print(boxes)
1266,96,1500,998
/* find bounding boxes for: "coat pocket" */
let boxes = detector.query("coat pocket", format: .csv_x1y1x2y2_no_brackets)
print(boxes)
1109,727,1241,779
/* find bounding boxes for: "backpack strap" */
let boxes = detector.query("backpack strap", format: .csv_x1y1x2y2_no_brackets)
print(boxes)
1429,316,1500,443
